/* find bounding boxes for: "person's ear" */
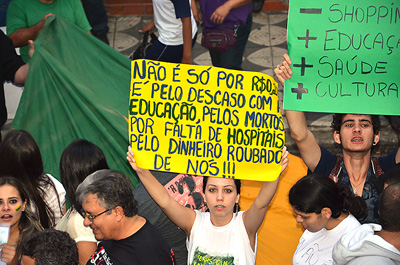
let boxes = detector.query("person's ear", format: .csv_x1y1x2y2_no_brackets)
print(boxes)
333,131,341,144
114,206,124,221
321,207,332,219
21,200,27,212
235,194,240,204
373,131,380,146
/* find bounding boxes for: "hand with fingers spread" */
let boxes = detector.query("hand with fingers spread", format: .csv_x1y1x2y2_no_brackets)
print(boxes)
274,54,293,87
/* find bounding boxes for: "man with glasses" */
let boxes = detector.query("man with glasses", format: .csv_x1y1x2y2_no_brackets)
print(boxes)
76,169,176,265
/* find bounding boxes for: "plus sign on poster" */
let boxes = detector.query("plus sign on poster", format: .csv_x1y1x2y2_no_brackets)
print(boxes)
285,0,400,115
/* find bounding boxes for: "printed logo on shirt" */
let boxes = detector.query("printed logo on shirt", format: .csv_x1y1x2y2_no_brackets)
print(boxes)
88,245,113,265
295,238,331,265
191,247,234,265
165,174,207,211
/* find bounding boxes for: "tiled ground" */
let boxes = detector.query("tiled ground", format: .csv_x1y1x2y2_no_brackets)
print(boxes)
107,12,288,76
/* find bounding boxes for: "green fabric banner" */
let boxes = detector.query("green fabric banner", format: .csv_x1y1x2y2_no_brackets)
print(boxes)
12,16,139,186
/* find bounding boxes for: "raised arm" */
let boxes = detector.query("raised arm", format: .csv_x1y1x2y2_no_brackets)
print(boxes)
274,54,321,171
127,147,196,236
242,147,289,249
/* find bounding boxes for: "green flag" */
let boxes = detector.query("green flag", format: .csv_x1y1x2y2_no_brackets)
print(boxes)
12,16,139,187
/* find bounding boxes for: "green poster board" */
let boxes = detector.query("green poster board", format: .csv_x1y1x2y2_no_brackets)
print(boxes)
285,0,400,115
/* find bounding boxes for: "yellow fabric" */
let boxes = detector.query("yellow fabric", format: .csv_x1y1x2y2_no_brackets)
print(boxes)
239,153,307,265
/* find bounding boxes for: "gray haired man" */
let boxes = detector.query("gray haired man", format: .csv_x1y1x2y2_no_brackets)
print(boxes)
76,169,176,265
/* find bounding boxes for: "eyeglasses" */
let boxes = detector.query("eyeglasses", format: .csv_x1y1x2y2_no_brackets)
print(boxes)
81,208,112,223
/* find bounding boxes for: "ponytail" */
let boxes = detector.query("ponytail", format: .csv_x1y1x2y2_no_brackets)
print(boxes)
338,184,367,221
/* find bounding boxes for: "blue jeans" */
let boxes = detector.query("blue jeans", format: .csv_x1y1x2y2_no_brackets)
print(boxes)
146,33,197,63
209,13,252,70
81,0,109,36
0,0,11,27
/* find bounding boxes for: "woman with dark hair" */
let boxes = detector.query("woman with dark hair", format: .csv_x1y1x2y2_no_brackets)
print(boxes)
127,146,289,265
56,139,109,265
0,130,65,228
289,173,367,265
202,176,241,212
0,176,42,265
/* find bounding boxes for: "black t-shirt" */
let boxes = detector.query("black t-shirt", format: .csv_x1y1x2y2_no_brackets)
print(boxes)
133,171,187,265
86,220,176,265
133,171,206,265
0,30,25,127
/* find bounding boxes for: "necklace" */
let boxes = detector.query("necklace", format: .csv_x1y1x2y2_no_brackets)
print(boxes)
350,179,365,195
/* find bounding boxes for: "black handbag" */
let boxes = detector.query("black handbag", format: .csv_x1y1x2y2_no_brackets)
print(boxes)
129,32,157,60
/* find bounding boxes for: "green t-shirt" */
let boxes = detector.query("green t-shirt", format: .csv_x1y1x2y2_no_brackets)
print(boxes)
6,0,91,62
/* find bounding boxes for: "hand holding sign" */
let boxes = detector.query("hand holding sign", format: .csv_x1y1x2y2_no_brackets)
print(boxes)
275,54,293,86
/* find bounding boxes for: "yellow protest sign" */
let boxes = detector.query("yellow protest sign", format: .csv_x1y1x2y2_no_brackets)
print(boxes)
129,60,284,181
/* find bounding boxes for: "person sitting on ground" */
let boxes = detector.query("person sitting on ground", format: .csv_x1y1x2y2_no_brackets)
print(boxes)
333,182,400,264
289,173,367,265
275,54,400,223
76,169,176,265
0,130,65,227
56,139,109,265
139,0,197,64
127,146,289,264
0,32,31,140
6,0,91,62
20,228,79,265
0,176,42,265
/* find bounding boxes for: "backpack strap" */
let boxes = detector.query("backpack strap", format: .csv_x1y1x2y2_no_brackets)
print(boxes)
371,157,384,177
370,158,385,194
329,156,342,183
